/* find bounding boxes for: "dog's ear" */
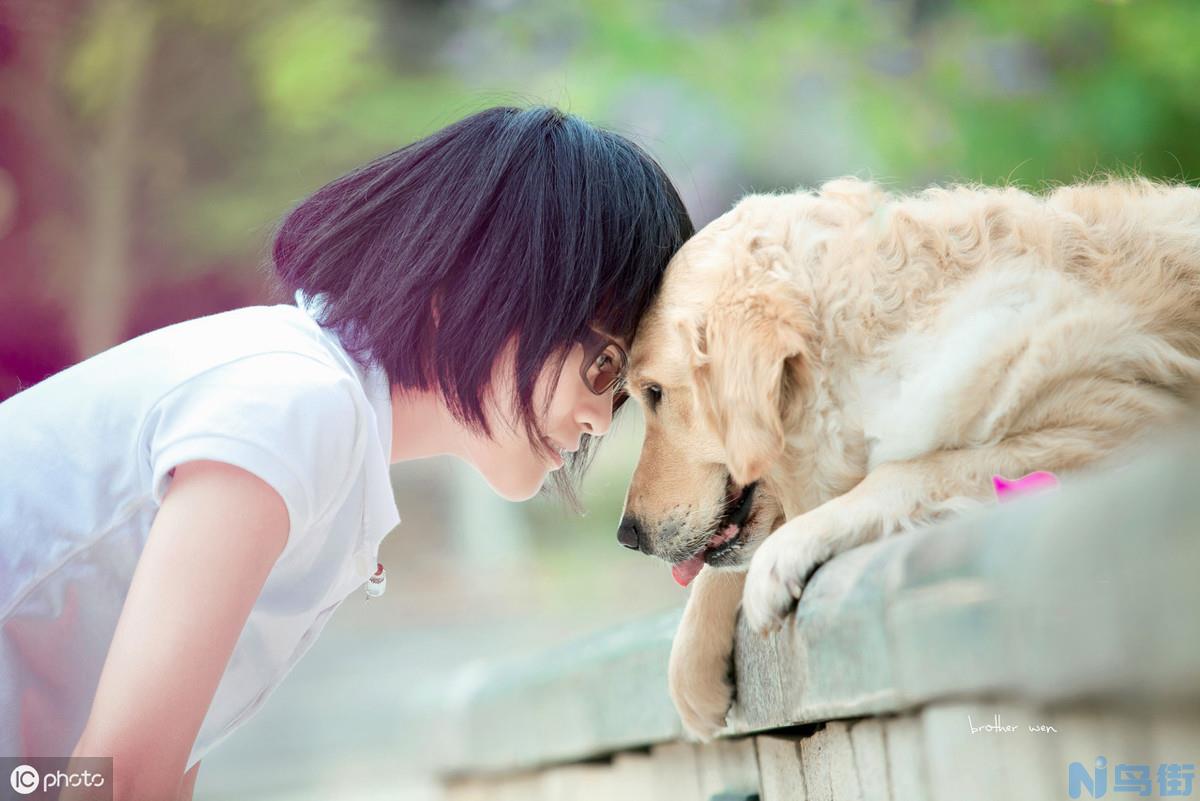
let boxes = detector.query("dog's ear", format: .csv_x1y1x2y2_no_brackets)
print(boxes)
688,264,813,486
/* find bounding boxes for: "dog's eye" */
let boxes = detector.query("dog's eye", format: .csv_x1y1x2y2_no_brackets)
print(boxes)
644,384,663,411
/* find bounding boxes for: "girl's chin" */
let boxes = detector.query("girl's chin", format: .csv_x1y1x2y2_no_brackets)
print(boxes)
487,465,549,502
499,479,545,502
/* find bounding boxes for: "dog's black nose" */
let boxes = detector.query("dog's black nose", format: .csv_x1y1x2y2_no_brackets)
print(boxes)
617,516,643,551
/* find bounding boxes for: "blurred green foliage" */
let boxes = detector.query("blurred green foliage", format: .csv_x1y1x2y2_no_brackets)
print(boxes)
53,0,1199,268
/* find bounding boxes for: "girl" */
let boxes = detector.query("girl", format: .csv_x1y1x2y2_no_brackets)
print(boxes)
0,105,694,800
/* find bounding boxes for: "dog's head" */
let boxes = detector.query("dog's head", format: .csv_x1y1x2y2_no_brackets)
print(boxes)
617,199,817,585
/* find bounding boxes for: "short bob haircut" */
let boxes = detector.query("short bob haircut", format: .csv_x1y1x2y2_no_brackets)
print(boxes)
271,105,694,506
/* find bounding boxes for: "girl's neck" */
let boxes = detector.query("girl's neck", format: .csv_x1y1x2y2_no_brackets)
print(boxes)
387,385,470,464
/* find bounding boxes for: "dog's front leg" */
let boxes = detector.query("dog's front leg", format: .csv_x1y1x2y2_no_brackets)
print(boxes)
669,564,746,740
740,436,1098,635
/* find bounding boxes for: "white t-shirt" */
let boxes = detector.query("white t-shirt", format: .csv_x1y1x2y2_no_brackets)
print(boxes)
0,293,400,769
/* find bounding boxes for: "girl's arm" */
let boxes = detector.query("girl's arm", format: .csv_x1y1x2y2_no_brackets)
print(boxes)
68,460,290,801
179,760,201,801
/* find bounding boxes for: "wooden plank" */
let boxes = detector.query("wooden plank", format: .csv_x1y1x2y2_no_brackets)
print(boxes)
922,702,1009,801
755,735,807,801
539,763,614,801
991,703,1061,801
731,620,788,729
647,741,705,801
920,701,1074,801
442,777,490,801
848,718,891,800
609,752,660,801
696,736,761,800
799,725,834,801
1052,706,1163,799
496,771,545,801
882,714,929,801
824,722,865,801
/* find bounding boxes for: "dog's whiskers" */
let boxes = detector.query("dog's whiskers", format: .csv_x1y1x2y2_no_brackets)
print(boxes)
666,493,741,564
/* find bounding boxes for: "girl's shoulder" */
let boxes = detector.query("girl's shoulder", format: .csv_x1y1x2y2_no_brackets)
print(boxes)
1,302,374,550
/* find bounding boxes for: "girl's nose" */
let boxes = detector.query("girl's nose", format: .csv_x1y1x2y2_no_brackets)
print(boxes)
577,390,614,438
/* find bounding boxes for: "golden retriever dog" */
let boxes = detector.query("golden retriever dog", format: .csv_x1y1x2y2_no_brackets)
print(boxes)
615,176,1200,738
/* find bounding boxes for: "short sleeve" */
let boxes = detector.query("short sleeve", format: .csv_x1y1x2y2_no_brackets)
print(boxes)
144,353,365,542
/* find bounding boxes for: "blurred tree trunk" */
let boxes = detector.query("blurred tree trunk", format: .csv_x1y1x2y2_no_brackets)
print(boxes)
76,0,156,357
0,0,86,396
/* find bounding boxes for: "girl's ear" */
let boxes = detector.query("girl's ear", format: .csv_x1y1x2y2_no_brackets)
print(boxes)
691,268,814,486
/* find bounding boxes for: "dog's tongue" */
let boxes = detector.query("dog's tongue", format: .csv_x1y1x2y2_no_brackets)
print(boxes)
671,555,706,587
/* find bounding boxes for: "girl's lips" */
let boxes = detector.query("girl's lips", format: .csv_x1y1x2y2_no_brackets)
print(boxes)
542,437,565,468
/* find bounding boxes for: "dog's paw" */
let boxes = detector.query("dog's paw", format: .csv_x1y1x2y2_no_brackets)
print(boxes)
668,624,735,741
742,523,828,636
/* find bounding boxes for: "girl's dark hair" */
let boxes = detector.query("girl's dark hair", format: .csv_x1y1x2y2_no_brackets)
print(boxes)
271,105,694,507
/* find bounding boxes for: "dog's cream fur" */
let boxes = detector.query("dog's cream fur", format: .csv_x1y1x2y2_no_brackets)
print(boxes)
620,176,1200,738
